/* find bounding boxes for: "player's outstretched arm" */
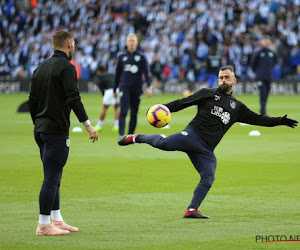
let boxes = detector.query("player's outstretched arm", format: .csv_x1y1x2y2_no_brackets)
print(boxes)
86,124,99,142
279,114,298,128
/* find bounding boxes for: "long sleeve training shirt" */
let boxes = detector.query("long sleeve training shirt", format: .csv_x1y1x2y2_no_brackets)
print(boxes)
251,48,277,81
28,50,88,135
114,50,151,92
165,88,282,150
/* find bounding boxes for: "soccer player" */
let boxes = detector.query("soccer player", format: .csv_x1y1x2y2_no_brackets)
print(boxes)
251,35,277,116
93,65,120,132
28,31,98,235
118,66,298,219
113,33,152,137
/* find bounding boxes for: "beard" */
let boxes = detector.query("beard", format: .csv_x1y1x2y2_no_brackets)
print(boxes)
68,47,74,60
68,51,73,60
219,84,232,93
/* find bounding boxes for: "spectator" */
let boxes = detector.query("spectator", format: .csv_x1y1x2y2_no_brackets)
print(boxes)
206,46,222,87
1,0,300,81
150,55,163,94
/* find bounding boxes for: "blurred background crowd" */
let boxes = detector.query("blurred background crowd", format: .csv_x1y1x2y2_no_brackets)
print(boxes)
1,0,300,85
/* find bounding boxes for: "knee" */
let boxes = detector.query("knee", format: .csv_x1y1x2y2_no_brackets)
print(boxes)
43,170,62,188
130,110,138,118
200,175,215,187
43,177,61,189
154,136,168,149
120,110,127,117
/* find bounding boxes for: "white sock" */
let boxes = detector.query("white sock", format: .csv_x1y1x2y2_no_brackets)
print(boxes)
97,120,103,127
114,120,119,127
39,214,51,224
51,209,63,221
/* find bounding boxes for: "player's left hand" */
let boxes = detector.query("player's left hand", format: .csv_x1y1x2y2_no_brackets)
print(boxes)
146,87,152,97
280,114,298,128
86,124,99,142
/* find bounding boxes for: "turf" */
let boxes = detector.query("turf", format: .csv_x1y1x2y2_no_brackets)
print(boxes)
0,93,299,249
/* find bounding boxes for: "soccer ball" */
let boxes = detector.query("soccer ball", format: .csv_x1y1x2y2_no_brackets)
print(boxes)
147,104,171,128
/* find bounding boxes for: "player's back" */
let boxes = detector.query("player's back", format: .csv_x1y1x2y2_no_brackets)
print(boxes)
31,50,76,134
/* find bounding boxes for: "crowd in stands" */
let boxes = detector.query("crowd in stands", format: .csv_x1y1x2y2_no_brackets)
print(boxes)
1,0,300,85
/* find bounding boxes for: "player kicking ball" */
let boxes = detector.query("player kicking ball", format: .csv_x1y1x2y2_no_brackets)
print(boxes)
118,66,298,219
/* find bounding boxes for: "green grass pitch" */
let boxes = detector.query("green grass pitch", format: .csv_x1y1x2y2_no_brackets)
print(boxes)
0,93,299,249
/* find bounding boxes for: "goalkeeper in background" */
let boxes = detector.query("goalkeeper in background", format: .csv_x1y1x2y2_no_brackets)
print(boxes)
118,65,298,219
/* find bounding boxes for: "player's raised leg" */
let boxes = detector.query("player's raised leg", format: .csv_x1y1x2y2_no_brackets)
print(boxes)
118,129,197,152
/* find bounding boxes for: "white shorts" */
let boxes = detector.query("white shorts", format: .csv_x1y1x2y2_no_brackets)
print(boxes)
102,88,120,106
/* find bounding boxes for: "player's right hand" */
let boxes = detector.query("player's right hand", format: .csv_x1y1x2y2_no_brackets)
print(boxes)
280,114,298,128
86,124,99,142
146,87,152,97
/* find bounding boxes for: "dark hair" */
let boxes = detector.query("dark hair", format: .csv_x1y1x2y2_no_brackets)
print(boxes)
262,34,271,40
219,65,234,73
52,31,73,49
97,65,107,72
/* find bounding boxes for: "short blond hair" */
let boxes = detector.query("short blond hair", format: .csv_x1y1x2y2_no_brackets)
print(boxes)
126,33,138,41
52,31,73,49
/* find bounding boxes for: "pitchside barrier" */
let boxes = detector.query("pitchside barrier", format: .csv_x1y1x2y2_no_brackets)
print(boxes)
1,78,300,95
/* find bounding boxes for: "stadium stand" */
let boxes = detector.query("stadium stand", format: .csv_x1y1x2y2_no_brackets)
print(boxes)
1,0,300,85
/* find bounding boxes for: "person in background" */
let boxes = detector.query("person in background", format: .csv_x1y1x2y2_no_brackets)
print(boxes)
206,46,222,88
94,65,120,132
150,55,163,94
114,33,152,137
251,35,277,115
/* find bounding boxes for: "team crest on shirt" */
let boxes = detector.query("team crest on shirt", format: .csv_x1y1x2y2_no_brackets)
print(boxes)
66,139,70,147
134,55,141,62
122,56,128,61
181,131,188,136
230,100,236,109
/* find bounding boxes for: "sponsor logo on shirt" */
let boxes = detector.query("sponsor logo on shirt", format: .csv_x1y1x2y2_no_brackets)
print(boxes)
122,56,128,61
211,106,231,124
124,64,138,73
